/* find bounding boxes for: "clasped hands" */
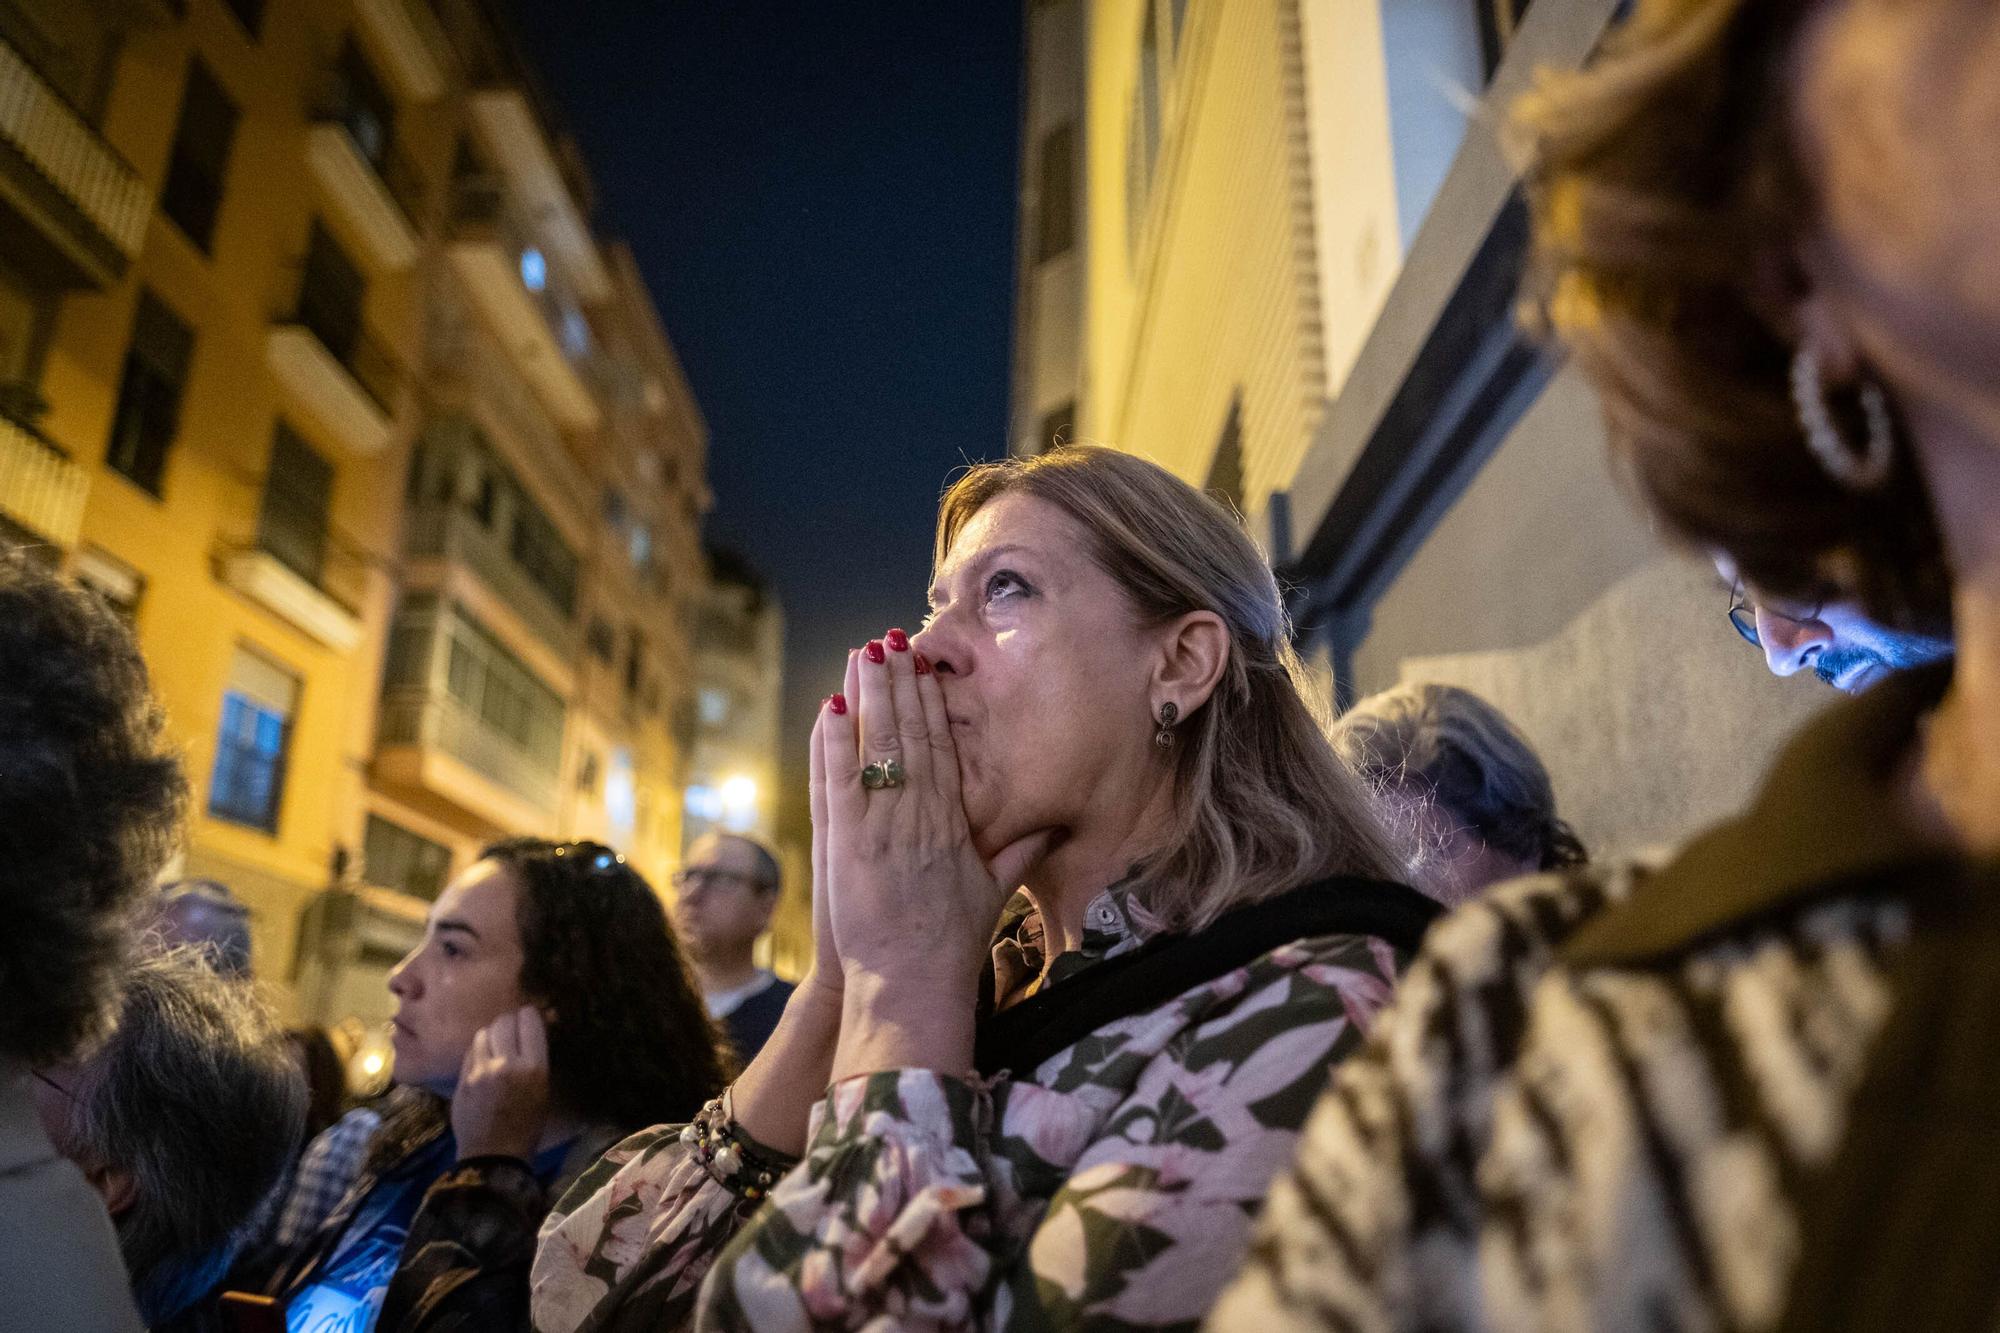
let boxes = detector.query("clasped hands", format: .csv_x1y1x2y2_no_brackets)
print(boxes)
805,631,1055,1077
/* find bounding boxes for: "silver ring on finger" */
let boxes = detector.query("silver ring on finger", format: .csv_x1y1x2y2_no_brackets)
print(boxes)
860,757,906,790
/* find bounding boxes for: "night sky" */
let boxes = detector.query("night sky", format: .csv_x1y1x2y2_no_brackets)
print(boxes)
509,1,1024,844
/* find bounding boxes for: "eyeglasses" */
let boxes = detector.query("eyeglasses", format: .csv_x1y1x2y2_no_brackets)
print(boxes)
670,867,768,894
1727,580,1824,649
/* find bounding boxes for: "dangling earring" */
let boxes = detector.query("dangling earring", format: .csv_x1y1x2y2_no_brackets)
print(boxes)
1791,343,1895,490
1154,701,1179,749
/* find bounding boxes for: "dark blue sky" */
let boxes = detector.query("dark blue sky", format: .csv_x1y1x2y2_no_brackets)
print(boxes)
510,1,1023,841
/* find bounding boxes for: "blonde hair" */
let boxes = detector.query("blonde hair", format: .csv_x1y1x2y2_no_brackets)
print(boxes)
936,446,1402,931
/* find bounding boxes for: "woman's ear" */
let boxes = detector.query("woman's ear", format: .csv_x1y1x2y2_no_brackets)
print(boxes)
1152,611,1230,717
87,1161,139,1219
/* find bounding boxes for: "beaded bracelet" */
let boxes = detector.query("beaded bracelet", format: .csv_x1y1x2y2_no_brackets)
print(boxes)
680,1089,795,1201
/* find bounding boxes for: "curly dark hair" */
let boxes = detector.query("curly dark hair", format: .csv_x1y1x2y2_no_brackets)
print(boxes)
1516,0,1953,636
1,552,186,1065
481,839,728,1131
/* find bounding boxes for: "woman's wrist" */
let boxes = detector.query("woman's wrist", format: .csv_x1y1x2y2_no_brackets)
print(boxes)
731,975,845,1155
829,968,978,1084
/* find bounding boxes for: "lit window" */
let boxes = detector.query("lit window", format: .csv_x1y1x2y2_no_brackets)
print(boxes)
210,647,299,833
697,686,729,725
519,246,547,292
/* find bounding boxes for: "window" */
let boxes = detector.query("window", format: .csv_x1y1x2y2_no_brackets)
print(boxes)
295,222,365,366
160,61,238,253
511,502,579,615
257,423,333,585
587,617,616,664
624,629,644,701
221,0,265,38
74,545,145,622
576,750,600,793
1037,400,1075,454
1035,123,1076,263
1206,395,1245,517
364,815,451,900
105,291,194,496
440,606,565,772
329,41,395,170
210,647,299,833
697,686,729,726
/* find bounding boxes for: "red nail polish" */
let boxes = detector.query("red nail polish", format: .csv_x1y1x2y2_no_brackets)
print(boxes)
913,652,931,676
864,640,885,664
827,693,847,715
886,628,910,652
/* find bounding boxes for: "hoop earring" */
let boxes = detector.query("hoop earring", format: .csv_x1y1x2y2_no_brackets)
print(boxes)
1154,701,1178,749
1791,344,1894,491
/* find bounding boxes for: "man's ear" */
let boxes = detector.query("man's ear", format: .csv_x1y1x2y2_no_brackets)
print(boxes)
85,1161,139,1219
1151,610,1231,720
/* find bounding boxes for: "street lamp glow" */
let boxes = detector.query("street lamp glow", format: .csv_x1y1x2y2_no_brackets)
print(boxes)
720,775,758,830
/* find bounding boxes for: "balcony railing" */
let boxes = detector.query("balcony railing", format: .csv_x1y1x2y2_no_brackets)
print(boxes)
444,175,601,432
0,37,148,286
0,411,85,547
404,503,577,657
425,288,591,519
306,117,425,272
378,686,559,814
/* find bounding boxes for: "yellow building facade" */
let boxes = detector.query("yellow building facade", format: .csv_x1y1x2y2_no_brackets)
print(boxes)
0,0,715,1026
1013,0,1407,532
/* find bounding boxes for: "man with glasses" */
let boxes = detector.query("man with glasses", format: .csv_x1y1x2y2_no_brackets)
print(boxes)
672,832,794,1063
1724,572,1951,693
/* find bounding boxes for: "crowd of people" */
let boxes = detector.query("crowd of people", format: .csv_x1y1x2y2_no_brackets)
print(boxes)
2,0,1994,1327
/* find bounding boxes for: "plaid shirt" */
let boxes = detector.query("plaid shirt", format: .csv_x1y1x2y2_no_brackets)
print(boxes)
271,1106,381,1250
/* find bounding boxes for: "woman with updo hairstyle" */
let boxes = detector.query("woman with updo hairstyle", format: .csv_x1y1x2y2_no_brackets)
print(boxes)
1214,2,2000,1330
532,445,1435,1330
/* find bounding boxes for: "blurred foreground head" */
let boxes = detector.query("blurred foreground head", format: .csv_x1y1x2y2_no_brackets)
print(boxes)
1520,0,2000,639
0,551,186,1066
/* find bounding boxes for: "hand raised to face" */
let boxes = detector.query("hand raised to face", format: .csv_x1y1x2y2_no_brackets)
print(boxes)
815,629,1056,1001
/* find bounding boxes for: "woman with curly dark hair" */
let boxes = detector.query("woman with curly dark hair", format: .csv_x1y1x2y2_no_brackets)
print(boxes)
265,839,725,1331
0,551,187,1332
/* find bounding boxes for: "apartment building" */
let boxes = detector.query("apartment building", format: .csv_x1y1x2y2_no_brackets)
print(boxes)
0,0,721,1026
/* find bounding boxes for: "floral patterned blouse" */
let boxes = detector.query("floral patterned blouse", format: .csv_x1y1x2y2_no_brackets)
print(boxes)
530,882,1407,1331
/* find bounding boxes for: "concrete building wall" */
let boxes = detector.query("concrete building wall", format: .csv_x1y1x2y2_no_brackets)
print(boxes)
1348,367,1827,858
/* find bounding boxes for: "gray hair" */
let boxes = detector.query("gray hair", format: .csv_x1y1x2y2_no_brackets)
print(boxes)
46,949,305,1324
148,879,253,977
1331,682,1586,872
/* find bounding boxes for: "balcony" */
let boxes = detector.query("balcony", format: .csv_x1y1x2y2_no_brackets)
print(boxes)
353,0,451,104
377,687,558,829
446,176,601,434
0,411,86,547
404,503,577,659
466,89,609,301
0,37,148,290
215,544,365,651
266,316,398,458
425,287,592,535
307,121,422,272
